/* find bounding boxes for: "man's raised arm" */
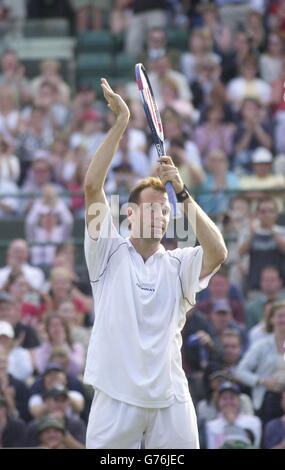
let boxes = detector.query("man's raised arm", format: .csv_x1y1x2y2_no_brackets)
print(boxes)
84,78,130,231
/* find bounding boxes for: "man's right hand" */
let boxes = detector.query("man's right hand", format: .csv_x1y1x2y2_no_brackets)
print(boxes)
101,78,130,122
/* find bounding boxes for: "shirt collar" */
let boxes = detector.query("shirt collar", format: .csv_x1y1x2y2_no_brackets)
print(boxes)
126,237,165,256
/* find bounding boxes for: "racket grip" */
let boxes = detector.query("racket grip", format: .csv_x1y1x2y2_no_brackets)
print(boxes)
165,181,177,217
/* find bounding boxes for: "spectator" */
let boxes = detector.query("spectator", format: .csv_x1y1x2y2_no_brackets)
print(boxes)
233,98,273,174
26,185,73,267
125,0,167,57
57,300,91,353
0,292,40,353
26,384,86,448
73,0,112,32
249,299,275,346
0,86,20,136
238,198,285,292
193,103,235,163
245,266,284,328
239,148,285,211
0,320,33,382
110,0,132,35
0,135,20,183
236,300,285,423
0,344,29,421
190,55,223,112
28,363,86,419
0,396,27,448
139,26,180,70
0,239,45,292
0,50,30,106
264,388,285,449
31,59,70,104
180,28,221,84
34,314,85,378
0,177,19,218
69,109,105,160
206,381,262,448
227,55,271,111
259,32,284,84
197,149,239,219
196,270,245,324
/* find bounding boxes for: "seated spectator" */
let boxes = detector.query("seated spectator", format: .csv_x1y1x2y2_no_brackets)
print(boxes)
0,86,20,136
239,148,285,211
0,291,40,351
28,363,85,420
259,32,284,84
57,300,91,352
197,149,239,219
148,54,192,105
34,314,85,378
31,59,70,104
35,414,83,449
196,269,245,324
0,49,30,106
206,300,248,355
197,367,253,423
0,239,45,292
206,381,262,448
236,301,285,423
26,185,73,267
227,55,271,111
180,28,221,84
264,388,285,449
110,0,132,35
0,396,27,448
0,320,33,382
0,135,20,183
219,30,251,84
0,177,19,218
0,344,29,421
158,76,198,122
190,55,224,112
4,272,46,327
26,384,86,448
193,103,235,163
69,110,105,160
232,98,273,174
73,0,112,32
139,26,180,71
245,266,284,328
249,299,275,346
33,80,70,131
238,198,285,292
20,152,64,214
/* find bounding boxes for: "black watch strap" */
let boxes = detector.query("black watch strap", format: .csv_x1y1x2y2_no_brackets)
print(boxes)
176,184,190,202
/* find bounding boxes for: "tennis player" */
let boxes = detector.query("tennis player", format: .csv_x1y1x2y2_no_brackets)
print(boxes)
84,79,227,449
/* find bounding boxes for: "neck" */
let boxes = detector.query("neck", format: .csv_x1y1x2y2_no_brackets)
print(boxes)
130,237,161,262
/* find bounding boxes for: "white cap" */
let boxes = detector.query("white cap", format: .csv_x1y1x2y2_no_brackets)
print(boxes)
0,321,14,338
252,147,273,164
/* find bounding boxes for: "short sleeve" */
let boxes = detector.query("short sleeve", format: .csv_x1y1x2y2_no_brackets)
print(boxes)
84,208,123,282
179,246,217,305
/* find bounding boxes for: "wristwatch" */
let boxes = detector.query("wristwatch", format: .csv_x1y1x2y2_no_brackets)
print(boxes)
176,184,191,202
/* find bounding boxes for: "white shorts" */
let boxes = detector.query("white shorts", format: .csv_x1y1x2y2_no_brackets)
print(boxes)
86,390,199,449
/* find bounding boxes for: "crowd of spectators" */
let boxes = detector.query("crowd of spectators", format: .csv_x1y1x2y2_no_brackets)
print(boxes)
0,0,285,449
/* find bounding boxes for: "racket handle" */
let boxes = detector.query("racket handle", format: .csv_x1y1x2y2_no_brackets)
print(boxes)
165,181,177,218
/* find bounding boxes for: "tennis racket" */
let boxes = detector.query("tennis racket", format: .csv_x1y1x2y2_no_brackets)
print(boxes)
135,63,177,217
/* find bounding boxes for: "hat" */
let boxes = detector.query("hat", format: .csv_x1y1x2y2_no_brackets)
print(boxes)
42,362,64,376
37,416,65,435
252,147,273,164
209,370,229,382
0,292,13,304
218,381,241,396
0,321,14,338
212,299,231,314
44,384,69,400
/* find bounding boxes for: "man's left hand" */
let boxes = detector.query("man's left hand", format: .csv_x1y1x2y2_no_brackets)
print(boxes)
156,156,184,194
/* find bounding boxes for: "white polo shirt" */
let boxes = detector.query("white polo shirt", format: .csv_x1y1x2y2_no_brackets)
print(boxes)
84,209,213,408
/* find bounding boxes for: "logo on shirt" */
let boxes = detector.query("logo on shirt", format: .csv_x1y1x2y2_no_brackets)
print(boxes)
136,283,155,293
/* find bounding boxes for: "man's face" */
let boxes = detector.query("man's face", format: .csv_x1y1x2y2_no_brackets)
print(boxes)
257,201,278,227
261,269,282,295
222,336,241,366
218,391,240,416
211,310,231,333
128,188,170,241
209,274,229,297
0,302,17,326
